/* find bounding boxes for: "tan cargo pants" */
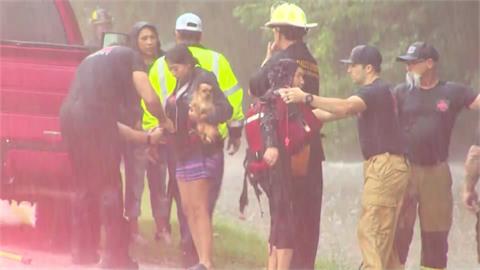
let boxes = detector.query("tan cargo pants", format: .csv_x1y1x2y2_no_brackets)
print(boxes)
464,145,480,263
394,162,453,270
358,153,410,270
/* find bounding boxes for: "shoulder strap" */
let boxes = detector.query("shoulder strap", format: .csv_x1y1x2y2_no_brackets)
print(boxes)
239,150,265,217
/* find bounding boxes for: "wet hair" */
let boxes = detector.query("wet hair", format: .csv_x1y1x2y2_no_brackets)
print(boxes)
268,59,299,90
278,26,307,41
165,44,198,66
249,58,299,97
177,30,202,44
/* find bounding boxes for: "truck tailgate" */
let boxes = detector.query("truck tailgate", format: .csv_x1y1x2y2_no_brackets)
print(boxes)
1,43,89,198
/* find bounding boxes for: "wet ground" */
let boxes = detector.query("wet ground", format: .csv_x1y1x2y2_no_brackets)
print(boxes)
217,152,480,269
1,148,479,269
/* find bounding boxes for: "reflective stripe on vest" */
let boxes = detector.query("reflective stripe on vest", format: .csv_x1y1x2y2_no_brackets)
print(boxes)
224,83,241,97
211,51,220,79
157,58,168,107
228,120,244,128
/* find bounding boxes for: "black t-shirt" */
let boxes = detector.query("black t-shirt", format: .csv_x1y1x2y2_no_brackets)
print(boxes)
354,79,404,160
249,42,324,160
120,55,163,127
394,81,477,165
62,46,146,126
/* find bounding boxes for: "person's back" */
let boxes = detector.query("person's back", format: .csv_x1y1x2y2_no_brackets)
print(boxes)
60,45,149,269
63,46,139,124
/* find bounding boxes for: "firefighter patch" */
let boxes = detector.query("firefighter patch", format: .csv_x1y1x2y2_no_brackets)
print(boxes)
436,99,450,112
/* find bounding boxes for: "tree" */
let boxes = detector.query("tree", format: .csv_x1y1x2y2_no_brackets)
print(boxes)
234,0,479,160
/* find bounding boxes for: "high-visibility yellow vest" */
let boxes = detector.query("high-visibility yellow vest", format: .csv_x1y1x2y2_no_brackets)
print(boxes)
142,45,244,139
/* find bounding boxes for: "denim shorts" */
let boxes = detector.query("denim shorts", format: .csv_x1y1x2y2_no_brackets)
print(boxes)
176,151,223,182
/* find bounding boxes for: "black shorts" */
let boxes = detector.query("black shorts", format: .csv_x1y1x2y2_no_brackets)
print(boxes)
260,155,295,249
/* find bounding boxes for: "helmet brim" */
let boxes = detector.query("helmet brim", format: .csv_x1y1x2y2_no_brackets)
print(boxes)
264,21,317,28
91,19,112,25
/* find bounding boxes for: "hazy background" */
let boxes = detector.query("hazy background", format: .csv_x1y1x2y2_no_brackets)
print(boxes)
0,1,478,269
71,0,479,161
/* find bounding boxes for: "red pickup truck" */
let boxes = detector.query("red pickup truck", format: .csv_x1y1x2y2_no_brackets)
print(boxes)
0,0,90,248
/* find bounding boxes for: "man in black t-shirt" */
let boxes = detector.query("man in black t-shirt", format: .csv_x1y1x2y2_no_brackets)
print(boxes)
393,41,480,270
60,46,172,268
280,45,409,270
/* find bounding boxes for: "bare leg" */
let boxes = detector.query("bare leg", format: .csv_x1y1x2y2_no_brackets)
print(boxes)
178,179,212,269
276,248,293,270
267,245,277,270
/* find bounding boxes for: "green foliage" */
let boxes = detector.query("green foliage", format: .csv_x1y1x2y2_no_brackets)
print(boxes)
234,0,479,160
70,0,479,160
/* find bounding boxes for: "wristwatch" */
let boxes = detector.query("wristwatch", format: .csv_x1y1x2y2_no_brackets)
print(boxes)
305,94,314,106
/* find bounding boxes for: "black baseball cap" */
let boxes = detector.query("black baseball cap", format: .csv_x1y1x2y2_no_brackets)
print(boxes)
340,45,382,69
396,41,439,62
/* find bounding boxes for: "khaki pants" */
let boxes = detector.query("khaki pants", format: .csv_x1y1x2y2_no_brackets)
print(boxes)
359,153,410,270
395,162,453,269
465,145,480,263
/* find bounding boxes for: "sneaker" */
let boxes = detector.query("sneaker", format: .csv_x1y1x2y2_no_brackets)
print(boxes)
154,229,172,245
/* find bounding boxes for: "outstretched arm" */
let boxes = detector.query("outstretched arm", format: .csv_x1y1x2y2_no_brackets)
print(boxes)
312,108,346,122
279,87,367,118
